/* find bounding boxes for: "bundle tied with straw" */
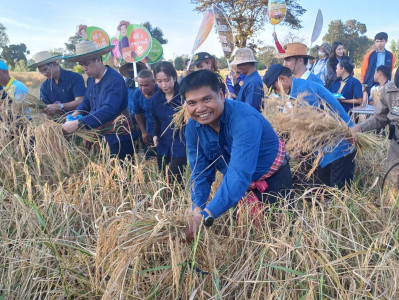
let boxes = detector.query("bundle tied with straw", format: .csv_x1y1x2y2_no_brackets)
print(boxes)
263,94,381,177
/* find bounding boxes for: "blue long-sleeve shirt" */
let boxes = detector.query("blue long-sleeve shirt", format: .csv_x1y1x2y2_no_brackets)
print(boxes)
40,68,86,104
151,90,186,158
185,99,280,218
290,77,355,167
131,85,158,137
77,66,131,145
236,71,264,111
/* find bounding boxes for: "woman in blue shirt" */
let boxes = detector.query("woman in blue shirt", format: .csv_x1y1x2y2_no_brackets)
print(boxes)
151,61,186,180
329,59,363,114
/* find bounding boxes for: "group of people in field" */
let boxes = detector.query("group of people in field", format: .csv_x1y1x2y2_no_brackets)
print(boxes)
0,30,398,240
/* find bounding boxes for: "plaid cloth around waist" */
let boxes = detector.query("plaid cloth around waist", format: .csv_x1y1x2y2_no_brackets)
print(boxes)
97,109,133,136
237,139,287,223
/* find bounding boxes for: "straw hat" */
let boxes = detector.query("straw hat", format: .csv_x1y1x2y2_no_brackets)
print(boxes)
275,43,315,60
62,41,114,62
119,62,147,78
230,48,258,65
28,51,62,68
118,20,130,31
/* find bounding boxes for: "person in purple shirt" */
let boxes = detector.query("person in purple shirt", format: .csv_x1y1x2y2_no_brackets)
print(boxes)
151,61,186,180
62,41,135,160
230,48,264,111
263,64,356,188
182,70,292,241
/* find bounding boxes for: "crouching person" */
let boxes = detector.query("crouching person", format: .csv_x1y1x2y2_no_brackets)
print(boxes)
182,70,293,241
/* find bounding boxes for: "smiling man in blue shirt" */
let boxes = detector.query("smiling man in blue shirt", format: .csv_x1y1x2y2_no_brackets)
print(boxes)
230,48,264,111
181,70,292,241
263,64,356,188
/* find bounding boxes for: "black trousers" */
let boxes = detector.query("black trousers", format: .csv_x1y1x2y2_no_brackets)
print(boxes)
108,139,135,160
313,150,356,189
156,155,187,183
257,161,294,207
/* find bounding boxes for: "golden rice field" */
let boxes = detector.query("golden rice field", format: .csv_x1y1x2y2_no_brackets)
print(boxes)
0,72,398,299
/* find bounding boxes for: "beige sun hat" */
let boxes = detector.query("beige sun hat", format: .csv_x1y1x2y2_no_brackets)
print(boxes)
275,43,315,60
62,41,114,62
230,48,258,65
28,51,62,68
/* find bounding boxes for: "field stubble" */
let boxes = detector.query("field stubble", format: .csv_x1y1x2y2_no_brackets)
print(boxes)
0,72,398,299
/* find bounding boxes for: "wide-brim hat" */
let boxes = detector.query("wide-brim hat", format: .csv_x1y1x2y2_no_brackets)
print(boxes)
28,51,62,68
395,69,399,89
119,62,147,78
118,20,130,31
192,52,213,66
230,48,258,65
62,41,114,62
275,43,315,60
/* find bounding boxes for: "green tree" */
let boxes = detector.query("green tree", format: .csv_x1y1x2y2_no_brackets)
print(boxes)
216,56,228,69
192,0,306,48
13,60,28,72
142,22,168,44
65,33,81,54
0,23,9,58
257,46,279,68
390,39,399,68
323,19,373,66
174,56,185,71
2,43,30,69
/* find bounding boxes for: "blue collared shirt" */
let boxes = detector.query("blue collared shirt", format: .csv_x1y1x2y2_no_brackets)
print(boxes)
40,68,86,105
151,90,186,158
329,76,363,113
290,77,355,167
130,85,159,136
185,99,280,218
236,70,264,111
226,73,246,94
376,50,386,71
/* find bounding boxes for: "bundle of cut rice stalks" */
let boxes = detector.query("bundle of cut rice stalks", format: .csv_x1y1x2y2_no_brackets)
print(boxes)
262,95,381,177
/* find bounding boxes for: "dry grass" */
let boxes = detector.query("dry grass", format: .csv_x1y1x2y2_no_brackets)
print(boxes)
0,84,398,299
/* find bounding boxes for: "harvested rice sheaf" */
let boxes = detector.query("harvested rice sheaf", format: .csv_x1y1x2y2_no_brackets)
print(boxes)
263,95,381,176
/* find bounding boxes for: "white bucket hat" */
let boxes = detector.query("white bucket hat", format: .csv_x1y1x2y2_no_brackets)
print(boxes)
230,48,258,65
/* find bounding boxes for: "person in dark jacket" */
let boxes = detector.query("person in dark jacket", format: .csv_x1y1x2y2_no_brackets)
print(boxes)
326,42,352,88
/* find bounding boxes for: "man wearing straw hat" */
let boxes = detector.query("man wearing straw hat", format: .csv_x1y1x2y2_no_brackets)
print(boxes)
352,70,399,188
29,51,86,118
230,48,264,111
276,43,324,86
62,41,135,160
0,60,28,101
263,64,356,188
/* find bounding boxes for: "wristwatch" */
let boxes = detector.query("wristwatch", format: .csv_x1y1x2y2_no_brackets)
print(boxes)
60,103,65,111
200,210,214,227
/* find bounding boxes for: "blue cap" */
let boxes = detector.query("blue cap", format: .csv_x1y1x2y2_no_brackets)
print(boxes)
262,64,284,88
0,61,9,71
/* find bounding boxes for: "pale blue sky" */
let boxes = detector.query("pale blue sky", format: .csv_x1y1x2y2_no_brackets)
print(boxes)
1,0,399,60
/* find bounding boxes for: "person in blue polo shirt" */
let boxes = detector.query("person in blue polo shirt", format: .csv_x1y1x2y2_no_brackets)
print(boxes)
131,69,158,158
263,64,356,188
329,59,363,114
62,41,135,160
151,61,186,180
230,48,264,111
182,70,292,241
276,43,324,86
0,60,28,101
29,51,86,118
